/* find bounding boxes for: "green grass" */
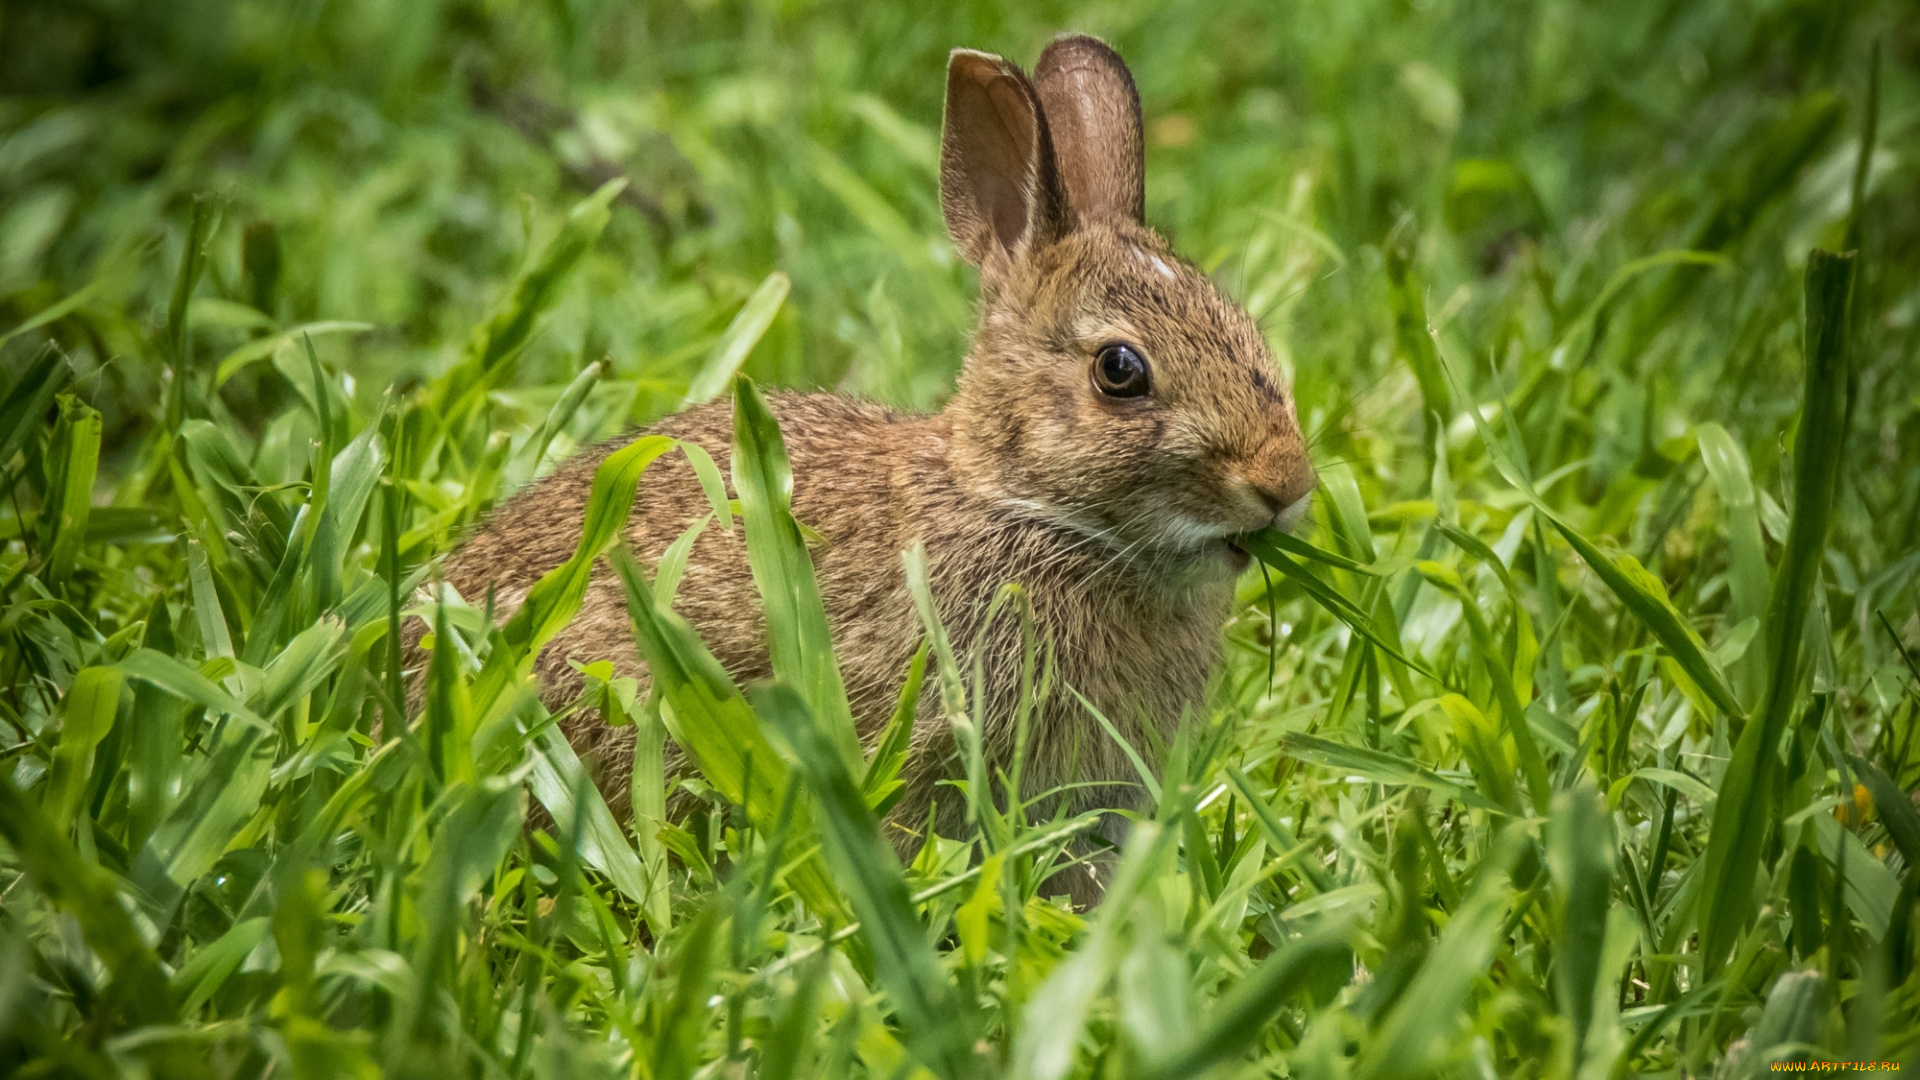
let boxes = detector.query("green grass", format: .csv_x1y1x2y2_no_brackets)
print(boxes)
3,2,1920,1077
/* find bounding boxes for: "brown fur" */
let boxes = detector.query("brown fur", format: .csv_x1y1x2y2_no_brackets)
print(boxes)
417,35,1314,904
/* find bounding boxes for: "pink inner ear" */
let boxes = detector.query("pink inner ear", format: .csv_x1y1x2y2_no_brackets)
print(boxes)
978,78,1037,252
943,51,1057,265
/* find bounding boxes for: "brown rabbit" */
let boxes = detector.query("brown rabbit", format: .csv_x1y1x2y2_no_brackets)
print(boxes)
428,35,1314,902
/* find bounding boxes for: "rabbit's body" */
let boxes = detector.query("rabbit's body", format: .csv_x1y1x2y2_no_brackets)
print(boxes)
443,387,1231,851
427,36,1315,901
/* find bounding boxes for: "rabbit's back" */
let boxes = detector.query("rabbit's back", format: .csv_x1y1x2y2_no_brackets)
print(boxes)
440,393,941,810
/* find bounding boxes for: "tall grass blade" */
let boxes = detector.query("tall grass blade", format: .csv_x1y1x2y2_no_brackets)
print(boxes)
211,321,373,387
1385,218,1451,454
1545,518,1744,718
649,902,724,1080
0,346,70,472
518,358,605,473
161,195,213,433
1010,823,1175,1080
467,179,625,375
732,376,862,774
526,719,654,918
683,272,790,407
1699,249,1856,975
757,682,980,1080
1415,561,1551,811
1548,784,1615,1072
44,666,125,833
498,435,676,659
40,394,101,586
862,640,927,811
1242,525,1379,575
126,599,185,853
1357,838,1519,1079
1696,422,1769,705
610,544,848,920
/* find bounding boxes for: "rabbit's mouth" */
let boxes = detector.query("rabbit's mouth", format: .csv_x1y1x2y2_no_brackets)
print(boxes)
1220,539,1253,572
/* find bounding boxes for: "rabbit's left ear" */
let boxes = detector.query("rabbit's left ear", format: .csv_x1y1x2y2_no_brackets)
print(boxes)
941,49,1066,269
1033,35,1145,227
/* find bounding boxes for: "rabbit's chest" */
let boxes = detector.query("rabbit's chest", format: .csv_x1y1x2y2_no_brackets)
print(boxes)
1055,588,1227,719
955,559,1234,753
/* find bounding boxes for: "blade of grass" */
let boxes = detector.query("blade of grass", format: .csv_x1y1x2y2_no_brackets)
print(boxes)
1696,422,1769,707
0,346,71,474
1242,525,1379,575
161,195,213,436
44,666,126,833
649,901,724,1080
40,394,102,586
1384,217,1451,456
1356,835,1521,1079
525,717,654,921
862,640,928,811
487,433,677,679
1135,921,1354,1080
756,682,980,1080
118,647,266,731
1548,784,1616,1072
211,321,374,387
1698,249,1856,976
903,542,1003,844
1009,822,1176,1080
1239,532,1433,678
1440,692,1521,815
1281,730,1509,815
239,339,336,664
683,272,789,407
731,376,861,775
610,543,849,921
125,598,184,853
1415,561,1552,812
518,358,605,474
462,179,625,375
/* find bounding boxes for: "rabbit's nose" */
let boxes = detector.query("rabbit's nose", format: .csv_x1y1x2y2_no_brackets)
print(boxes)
1251,474,1315,522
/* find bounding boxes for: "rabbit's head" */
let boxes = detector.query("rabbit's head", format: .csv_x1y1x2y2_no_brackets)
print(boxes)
940,35,1315,586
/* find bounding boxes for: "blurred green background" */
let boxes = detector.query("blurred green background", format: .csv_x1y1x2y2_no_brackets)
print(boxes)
4,1,1920,1077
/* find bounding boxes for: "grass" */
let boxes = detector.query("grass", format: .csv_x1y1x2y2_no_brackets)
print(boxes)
2,1,1919,1077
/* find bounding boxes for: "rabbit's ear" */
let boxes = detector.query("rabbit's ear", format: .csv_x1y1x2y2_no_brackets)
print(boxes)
1033,35,1145,226
941,49,1064,267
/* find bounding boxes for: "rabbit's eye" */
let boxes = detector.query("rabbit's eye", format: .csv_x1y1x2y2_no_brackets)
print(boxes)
1093,343,1151,398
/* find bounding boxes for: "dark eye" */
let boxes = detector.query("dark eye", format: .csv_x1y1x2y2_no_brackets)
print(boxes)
1092,343,1151,398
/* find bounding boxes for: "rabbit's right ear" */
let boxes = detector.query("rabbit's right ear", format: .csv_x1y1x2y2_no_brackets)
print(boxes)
941,50,1064,268
1033,35,1145,227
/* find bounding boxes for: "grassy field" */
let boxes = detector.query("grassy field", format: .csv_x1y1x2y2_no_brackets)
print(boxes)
3,1,1919,1077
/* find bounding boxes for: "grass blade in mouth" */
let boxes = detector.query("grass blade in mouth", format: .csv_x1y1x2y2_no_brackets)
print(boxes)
1238,529,1431,678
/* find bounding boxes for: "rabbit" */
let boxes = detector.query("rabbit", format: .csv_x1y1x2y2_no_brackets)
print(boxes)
424,34,1315,906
